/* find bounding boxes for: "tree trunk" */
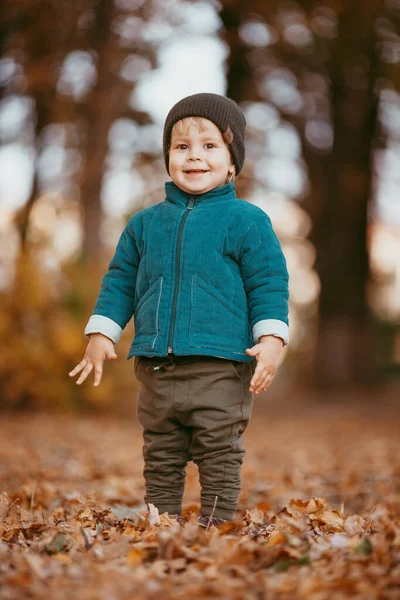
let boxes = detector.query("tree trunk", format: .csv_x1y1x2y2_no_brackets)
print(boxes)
305,2,379,388
77,0,117,261
77,0,153,261
220,0,381,389
6,0,76,248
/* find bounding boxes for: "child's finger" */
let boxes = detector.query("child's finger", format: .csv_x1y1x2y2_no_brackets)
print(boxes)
69,358,87,376
261,374,274,390
76,362,93,385
250,364,266,388
254,373,274,393
93,364,103,387
250,370,271,393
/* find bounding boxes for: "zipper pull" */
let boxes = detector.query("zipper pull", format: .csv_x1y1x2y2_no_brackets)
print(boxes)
188,196,196,210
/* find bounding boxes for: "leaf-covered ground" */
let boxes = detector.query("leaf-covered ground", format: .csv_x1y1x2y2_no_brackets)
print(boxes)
1,393,400,599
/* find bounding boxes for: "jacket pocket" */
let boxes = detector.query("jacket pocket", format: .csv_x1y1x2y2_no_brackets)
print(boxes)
134,277,163,339
189,274,250,350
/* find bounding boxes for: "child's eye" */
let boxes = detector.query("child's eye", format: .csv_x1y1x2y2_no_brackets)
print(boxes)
176,144,188,150
205,143,216,149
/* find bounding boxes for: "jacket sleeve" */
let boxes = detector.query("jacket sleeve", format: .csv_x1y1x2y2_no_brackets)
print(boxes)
239,213,289,345
84,217,140,344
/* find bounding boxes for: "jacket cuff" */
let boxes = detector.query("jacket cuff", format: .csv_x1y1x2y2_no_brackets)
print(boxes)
253,319,289,346
84,315,122,344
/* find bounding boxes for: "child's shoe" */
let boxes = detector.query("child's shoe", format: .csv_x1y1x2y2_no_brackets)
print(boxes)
198,515,228,528
168,513,183,525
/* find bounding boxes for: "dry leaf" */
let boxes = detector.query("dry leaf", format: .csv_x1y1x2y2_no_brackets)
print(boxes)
0,410,399,599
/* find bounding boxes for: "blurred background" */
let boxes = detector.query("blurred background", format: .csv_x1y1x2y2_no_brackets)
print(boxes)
1,0,399,413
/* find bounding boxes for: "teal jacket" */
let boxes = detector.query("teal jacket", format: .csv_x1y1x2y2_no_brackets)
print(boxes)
85,181,289,362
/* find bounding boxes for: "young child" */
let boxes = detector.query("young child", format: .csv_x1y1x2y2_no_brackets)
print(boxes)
69,93,289,527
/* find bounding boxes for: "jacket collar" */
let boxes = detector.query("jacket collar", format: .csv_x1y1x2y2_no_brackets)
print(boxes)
164,181,237,208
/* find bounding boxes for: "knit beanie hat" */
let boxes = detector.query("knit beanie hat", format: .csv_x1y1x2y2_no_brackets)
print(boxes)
163,93,246,175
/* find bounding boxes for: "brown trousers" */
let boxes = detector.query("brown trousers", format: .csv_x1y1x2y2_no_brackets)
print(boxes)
134,354,256,521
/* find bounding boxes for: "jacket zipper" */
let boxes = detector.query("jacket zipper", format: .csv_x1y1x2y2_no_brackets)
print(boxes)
168,196,196,353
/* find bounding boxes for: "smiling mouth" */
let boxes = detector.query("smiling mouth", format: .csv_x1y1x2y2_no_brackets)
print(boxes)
184,169,209,174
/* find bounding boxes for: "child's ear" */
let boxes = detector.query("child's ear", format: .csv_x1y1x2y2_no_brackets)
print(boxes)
228,164,235,174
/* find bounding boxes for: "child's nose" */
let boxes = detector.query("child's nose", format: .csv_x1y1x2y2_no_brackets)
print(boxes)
188,149,201,160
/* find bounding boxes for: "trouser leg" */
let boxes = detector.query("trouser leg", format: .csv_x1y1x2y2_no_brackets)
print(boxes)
141,425,191,515
135,356,191,515
186,359,255,521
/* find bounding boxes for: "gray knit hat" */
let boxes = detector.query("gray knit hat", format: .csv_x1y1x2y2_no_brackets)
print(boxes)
163,93,246,175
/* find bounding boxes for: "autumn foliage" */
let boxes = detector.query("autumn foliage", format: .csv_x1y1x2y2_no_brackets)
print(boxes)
1,406,399,599
0,252,138,411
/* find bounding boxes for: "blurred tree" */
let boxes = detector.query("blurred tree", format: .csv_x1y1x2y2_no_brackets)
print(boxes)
1,0,398,408
1,0,156,258
220,0,394,389
76,0,155,259
2,0,75,247
0,0,197,409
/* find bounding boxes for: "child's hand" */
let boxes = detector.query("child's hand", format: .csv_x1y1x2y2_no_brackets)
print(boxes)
246,336,284,394
69,333,117,386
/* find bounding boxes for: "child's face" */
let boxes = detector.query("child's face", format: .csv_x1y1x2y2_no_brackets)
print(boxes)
169,118,235,195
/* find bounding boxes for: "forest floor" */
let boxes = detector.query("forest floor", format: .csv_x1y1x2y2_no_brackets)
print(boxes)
0,389,400,599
